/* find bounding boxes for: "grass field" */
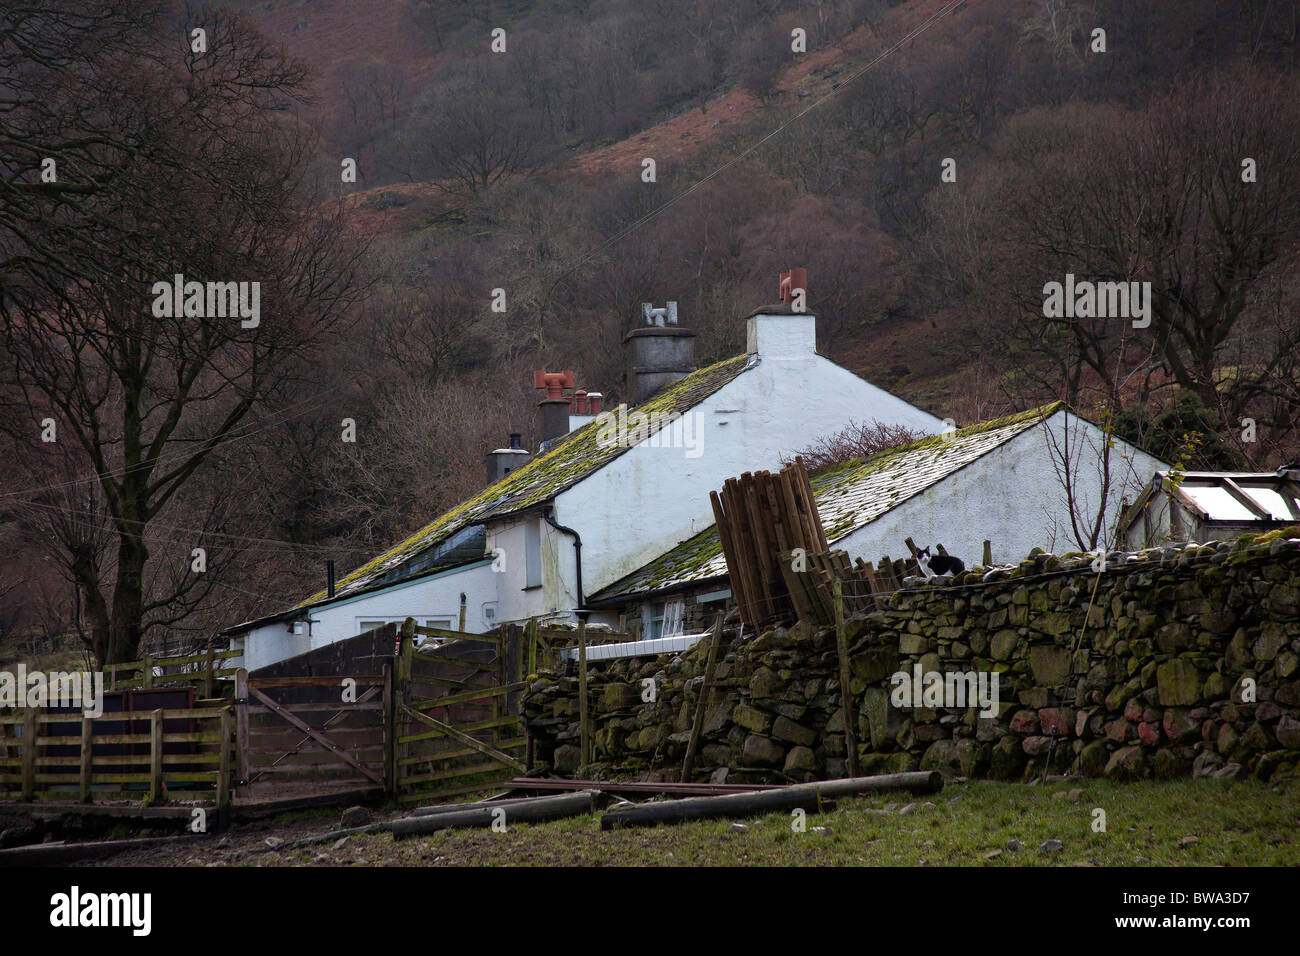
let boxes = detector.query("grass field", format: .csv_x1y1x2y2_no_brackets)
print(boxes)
91,776,1300,867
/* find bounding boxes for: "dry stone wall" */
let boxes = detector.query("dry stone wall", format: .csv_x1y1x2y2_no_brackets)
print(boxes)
523,532,1300,783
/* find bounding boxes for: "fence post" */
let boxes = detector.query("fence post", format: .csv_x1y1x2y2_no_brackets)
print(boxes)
526,618,537,677
109,664,117,692
383,662,395,801
234,669,250,788
203,646,215,699
681,613,723,783
80,716,93,803
834,578,860,778
142,653,154,689
21,709,36,801
149,709,164,803
983,539,993,567
217,706,233,818
578,617,589,775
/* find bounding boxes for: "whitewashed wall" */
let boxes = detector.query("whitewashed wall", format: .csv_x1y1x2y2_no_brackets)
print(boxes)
836,410,1168,568
238,559,497,671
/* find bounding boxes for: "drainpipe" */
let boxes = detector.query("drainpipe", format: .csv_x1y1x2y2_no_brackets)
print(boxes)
543,508,584,612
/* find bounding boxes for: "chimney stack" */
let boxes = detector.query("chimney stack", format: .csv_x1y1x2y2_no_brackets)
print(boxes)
748,268,816,359
624,300,696,404
535,369,575,445
485,431,531,484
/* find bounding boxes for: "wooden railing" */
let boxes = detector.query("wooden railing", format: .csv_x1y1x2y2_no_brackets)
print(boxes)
105,647,242,696
0,705,234,807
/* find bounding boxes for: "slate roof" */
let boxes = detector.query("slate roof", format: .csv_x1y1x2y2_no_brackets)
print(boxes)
296,354,754,606
590,403,1064,602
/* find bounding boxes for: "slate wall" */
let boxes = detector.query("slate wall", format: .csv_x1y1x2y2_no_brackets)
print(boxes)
523,532,1300,782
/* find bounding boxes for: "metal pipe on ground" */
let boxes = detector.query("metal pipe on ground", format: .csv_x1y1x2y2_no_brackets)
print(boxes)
392,789,602,839
599,771,942,830
409,791,608,817
504,778,782,796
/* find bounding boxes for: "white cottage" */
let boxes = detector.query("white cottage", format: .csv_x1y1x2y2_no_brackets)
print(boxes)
223,291,948,670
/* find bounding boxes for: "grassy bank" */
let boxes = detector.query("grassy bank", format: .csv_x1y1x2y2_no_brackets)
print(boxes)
89,777,1300,867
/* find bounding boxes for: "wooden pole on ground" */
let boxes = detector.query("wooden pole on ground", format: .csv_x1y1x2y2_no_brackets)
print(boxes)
393,790,601,838
834,578,860,778
600,771,941,829
983,539,993,566
681,613,724,783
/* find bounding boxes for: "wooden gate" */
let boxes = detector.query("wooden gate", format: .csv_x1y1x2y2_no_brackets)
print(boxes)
392,622,526,804
235,669,390,800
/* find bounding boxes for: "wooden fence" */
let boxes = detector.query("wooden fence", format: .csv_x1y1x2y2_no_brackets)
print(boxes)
105,647,242,696
0,704,234,807
0,620,543,809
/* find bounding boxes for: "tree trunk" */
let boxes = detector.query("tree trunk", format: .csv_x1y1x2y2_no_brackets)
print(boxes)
107,531,149,664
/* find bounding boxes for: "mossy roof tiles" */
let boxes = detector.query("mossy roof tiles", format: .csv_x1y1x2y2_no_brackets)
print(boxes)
592,403,1063,601
298,354,753,605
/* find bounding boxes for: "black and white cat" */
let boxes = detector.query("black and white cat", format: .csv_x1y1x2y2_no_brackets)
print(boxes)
917,546,965,578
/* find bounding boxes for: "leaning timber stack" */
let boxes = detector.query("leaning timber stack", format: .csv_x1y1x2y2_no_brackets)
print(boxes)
778,548,893,624
709,458,830,629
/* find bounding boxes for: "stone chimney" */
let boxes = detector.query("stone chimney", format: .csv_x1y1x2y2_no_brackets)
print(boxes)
535,369,575,445
747,268,816,359
485,432,530,484
624,301,696,404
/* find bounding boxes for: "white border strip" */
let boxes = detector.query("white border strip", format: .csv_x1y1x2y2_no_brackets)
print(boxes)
560,631,707,662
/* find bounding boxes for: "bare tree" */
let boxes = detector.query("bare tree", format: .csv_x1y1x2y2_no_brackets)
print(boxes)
0,5,368,663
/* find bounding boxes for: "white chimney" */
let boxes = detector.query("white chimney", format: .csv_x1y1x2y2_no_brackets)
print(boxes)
747,267,816,359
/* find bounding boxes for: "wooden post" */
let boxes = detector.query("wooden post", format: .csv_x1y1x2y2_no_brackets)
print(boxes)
397,619,414,705
149,709,164,803
458,602,467,633
142,653,154,689
109,664,117,692
681,614,724,783
578,617,589,774
834,578,860,778
202,646,215,699
382,662,396,800
217,707,233,814
983,539,993,567
526,618,537,676
234,668,250,787
79,716,93,803
21,709,37,801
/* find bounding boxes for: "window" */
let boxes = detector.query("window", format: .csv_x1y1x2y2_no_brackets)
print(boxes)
524,520,542,588
642,597,685,640
358,620,385,634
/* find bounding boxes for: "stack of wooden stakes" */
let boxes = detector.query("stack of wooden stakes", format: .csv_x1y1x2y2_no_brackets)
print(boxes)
710,458,932,628
709,458,828,629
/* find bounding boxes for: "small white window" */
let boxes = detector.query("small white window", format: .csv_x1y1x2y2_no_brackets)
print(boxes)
641,597,685,640
661,597,684,638
359,620,385,634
